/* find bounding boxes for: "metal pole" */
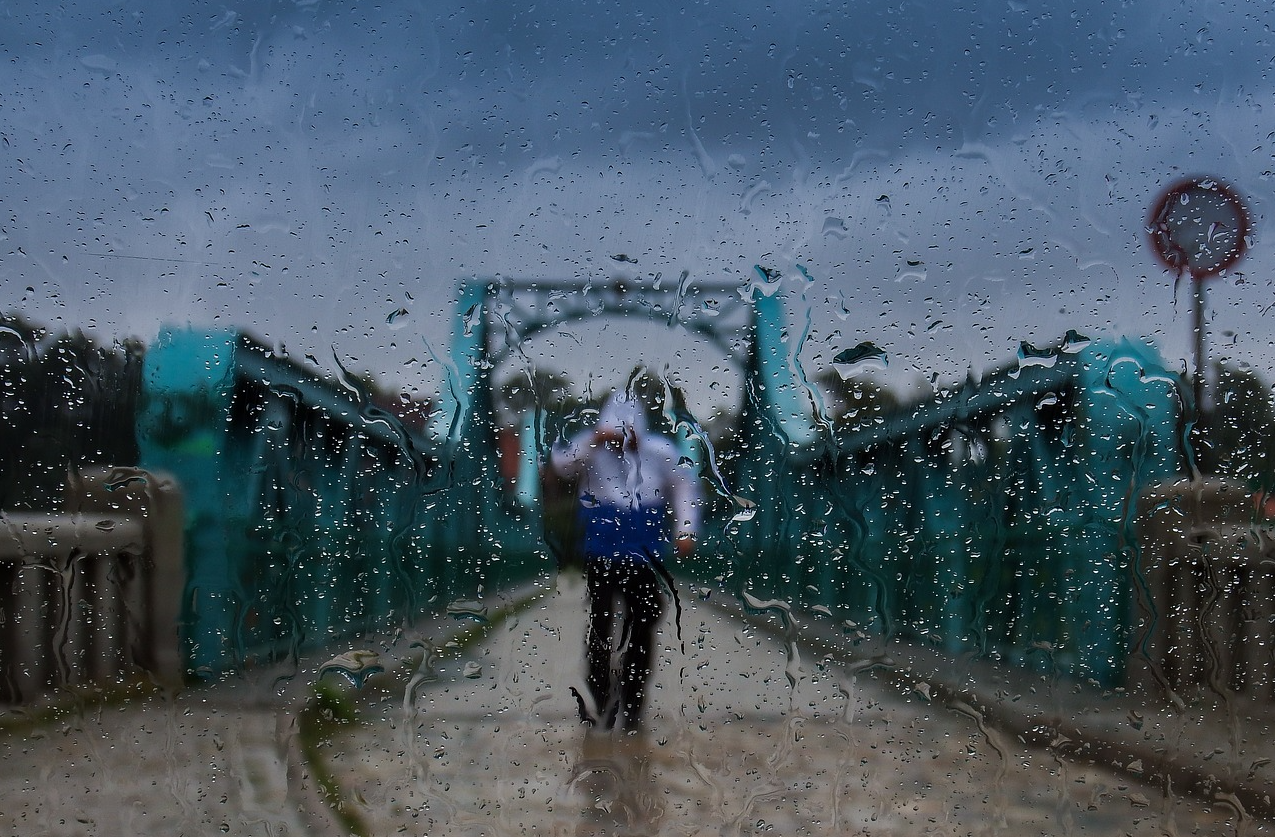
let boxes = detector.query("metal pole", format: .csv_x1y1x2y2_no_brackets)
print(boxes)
1193,277,1207,420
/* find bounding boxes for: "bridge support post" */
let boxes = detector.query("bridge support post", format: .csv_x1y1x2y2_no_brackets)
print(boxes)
731,288,812,600
432,282,505,599
136,328,245,679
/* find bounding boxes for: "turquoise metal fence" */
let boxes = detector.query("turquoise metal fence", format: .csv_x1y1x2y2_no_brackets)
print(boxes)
716,327,1183,687
138,281,1184,689
137,326,542,680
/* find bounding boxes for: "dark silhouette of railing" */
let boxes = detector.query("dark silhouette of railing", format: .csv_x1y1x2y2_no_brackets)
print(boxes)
1134,480,1275,701
720,335,1185,688
0,467,183,702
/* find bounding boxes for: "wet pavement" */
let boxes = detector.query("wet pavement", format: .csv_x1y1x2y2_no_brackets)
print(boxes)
0,687,315,836
327,576,1264,836
1,574,1270,836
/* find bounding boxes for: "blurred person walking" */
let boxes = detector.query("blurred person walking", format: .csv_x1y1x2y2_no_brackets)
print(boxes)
549,382,701,731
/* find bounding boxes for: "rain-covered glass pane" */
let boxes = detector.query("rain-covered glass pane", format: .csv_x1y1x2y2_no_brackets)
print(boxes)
2,1,1273,834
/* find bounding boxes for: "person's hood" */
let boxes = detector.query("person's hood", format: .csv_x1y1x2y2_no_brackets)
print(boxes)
596,391,650,437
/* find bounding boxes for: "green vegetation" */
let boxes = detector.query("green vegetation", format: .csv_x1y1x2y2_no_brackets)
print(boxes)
1197,363,1275,492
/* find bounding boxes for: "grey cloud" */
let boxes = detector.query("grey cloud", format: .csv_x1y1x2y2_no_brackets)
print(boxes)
3,0,1274,396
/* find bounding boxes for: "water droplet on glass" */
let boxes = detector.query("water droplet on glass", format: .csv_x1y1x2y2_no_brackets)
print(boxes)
731,495,757,522
447,599,489,622
740,590,793,618
1060,329,1091,353
462,302,481,337
1010,341,1057,377
832,341,888,373
386,307,410,328
106,474,147,492
318,649,384,688
749,265,783,297
462,661,483,679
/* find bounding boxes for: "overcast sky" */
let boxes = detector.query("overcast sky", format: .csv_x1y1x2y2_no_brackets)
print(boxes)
3,0,1274,421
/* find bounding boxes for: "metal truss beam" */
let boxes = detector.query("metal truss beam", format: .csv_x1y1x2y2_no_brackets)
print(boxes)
474,275,756,372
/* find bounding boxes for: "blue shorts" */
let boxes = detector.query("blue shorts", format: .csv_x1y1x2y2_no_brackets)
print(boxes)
577,503,669,564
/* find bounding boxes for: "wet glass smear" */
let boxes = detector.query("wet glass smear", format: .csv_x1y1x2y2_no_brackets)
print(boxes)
3,0,1275,834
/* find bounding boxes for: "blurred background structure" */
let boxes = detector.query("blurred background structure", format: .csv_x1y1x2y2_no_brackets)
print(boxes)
7,277,1272,706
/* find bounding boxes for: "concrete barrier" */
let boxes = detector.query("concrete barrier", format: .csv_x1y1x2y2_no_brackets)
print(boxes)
1132,479,1275,701
0,467,184,703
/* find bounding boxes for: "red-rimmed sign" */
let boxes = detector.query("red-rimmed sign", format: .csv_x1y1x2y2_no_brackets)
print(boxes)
1148,177,1250,280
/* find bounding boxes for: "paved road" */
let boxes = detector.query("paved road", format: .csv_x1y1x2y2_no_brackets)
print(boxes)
0,687,314,836
326,576,1252,836
0,574,1264,836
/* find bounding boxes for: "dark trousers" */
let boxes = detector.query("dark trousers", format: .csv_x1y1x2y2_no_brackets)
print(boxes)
585,558,666,729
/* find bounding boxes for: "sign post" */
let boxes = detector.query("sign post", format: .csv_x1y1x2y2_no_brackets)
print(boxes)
1147,176,1249,423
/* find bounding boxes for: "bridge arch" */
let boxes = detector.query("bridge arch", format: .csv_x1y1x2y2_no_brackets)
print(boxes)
491,313,744,431
433,275,804,577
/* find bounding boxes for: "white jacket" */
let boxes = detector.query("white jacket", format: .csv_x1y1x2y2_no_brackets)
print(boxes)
550,392,702,541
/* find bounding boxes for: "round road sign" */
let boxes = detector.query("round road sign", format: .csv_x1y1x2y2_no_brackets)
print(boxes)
1147,177,1249,279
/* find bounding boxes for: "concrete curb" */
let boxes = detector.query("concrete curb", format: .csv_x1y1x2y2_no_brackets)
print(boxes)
296,582,555,834
703,590,1275,823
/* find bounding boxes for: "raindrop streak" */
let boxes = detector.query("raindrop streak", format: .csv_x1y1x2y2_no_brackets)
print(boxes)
669,386,735,500
446,599,489,622
1010,341,1058,377
319,649,385,688
404,635,441,710
832,341,888,372
666,269,693,326
386,307,410,329
330,347,431,483
739,586,808,701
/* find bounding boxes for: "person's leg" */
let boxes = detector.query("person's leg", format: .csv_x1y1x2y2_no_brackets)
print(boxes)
616,563,666,730
584,560,618,724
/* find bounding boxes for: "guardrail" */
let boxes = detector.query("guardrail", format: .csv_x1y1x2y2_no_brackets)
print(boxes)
1132,480,1275,701
0,467,183,703
715,336,1184,687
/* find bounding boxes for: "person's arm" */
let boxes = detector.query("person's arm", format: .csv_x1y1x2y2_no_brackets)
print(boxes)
666,448,702,558
548,434,589,479
550,425,624,479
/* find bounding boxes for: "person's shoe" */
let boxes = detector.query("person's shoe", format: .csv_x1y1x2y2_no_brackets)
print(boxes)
570,686,598,726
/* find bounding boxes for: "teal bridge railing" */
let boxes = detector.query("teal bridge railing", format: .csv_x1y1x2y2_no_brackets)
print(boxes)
138,325,531,678
138,277,1183,686
722,332,1183,687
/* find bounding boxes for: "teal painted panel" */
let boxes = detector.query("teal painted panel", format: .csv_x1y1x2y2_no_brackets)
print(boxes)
137,324,531,681
137,328,244,676
690,333,1185,688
